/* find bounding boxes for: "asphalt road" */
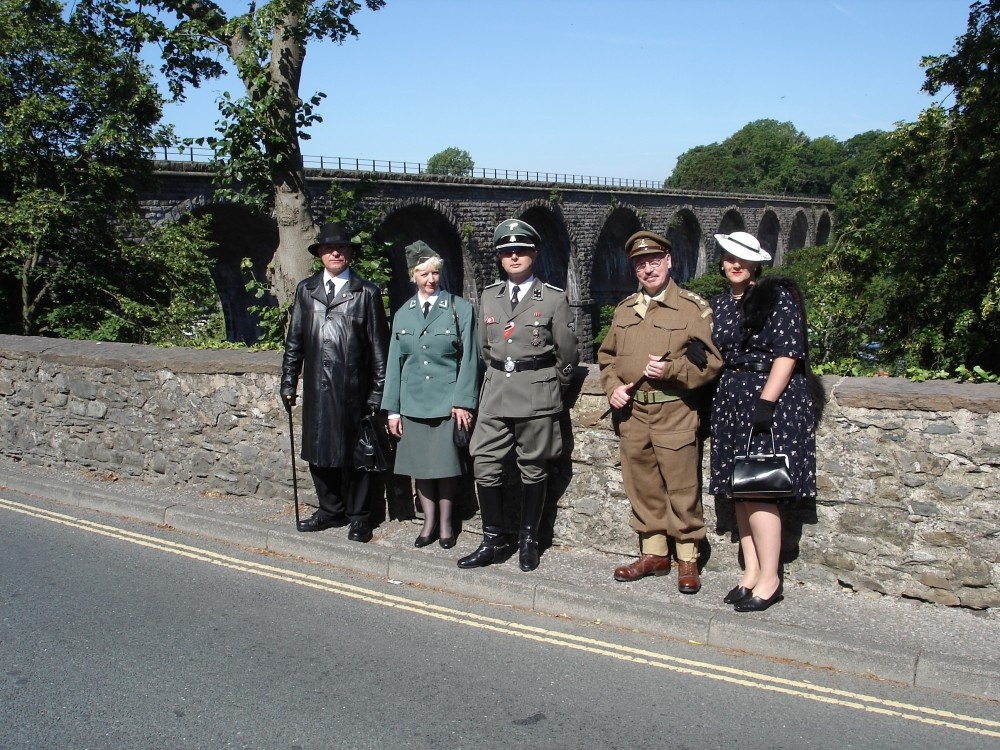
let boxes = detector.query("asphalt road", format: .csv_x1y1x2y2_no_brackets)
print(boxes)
2,491,998,750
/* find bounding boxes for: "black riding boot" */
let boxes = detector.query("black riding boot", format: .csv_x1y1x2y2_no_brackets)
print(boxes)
457,484,511,569
518,481,547,572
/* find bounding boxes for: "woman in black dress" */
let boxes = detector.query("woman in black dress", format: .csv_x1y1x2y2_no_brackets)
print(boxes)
709,232,816,612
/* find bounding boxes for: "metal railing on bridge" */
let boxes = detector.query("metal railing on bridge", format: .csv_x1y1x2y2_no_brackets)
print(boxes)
153,145,664,190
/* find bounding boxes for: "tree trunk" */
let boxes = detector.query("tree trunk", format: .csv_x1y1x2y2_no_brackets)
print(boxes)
261,11,315,308
268,179,316,307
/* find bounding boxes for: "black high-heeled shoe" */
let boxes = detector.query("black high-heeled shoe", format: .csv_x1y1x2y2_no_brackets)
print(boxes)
414,530,438,548
438,536,456,549
734,583,783,612
723,585,753,605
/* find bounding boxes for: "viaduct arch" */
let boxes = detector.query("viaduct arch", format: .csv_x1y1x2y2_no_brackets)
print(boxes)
143,163,835,362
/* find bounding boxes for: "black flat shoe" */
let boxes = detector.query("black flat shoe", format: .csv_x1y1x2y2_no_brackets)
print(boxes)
734,585,783,612
723,585,753,605
414,531,438,548
438,536,456,549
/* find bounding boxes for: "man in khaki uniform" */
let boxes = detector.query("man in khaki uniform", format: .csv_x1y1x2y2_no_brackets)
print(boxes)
459,218,579,572
598,230,722,593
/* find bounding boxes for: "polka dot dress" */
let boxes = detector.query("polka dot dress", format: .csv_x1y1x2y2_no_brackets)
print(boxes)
709,285,817,500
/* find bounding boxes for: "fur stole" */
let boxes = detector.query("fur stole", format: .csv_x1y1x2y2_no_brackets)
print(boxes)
740,275,805,349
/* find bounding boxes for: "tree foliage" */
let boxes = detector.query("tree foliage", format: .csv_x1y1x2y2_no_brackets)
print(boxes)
666,120,811,194
426,147,474,176
323,179,392,290
0,0,216,341
117,0,388,306
812,0,1000,373
2,0,387,341
665,119,889,197
45,215,221,344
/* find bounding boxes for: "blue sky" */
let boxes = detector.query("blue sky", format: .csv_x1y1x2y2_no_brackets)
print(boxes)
160,0,973,183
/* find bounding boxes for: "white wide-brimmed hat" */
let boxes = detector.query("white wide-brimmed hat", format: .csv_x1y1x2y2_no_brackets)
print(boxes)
714,231,772,263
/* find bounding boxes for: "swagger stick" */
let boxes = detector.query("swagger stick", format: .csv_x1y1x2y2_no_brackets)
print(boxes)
285,404,300,527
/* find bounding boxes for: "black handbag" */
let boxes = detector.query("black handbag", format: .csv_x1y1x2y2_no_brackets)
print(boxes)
354,413,394,472
453,418,473,448
727,429,796,500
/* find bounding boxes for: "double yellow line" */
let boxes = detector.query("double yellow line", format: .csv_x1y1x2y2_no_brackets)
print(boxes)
3,495,997,739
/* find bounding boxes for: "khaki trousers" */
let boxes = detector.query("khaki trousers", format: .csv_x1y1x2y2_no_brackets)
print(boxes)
619,399,706,544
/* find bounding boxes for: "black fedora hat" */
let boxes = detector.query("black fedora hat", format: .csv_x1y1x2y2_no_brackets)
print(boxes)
308,222,361,256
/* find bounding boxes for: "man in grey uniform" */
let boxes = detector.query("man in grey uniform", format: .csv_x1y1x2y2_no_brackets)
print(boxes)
458,219,579,572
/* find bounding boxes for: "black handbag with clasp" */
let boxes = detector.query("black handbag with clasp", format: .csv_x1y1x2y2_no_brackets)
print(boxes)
727,429,796,500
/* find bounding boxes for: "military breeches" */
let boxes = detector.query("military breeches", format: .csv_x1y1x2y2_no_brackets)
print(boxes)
471,412,562,486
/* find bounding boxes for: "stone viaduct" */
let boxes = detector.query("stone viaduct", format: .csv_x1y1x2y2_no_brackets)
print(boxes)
143,162,836,361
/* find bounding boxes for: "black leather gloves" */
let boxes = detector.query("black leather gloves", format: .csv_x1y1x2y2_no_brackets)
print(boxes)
751,398,776,431
282,393,296,413
685,339,708,369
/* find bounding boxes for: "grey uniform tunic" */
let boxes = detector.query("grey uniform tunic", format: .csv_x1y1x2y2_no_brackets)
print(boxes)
470,278,579,485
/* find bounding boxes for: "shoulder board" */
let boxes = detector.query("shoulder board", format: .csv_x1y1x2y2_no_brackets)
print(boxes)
484,281,503,289
616,292,640,308
679,288,713,318
543,282,564,292
679,288,709,308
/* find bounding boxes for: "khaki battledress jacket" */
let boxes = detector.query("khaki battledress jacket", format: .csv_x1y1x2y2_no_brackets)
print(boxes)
598,280,722,539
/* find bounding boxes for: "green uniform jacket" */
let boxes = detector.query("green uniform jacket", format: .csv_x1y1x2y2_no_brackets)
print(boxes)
477,278,579,418
381,292,479,418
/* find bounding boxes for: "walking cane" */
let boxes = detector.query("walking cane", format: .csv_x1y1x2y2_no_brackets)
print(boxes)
285,401,300,527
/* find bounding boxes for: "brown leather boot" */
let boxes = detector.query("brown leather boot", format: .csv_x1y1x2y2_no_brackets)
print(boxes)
677,559,701,594
613,554,671,582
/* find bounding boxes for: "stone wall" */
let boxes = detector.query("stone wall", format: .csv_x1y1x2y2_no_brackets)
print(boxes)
1,334,997,609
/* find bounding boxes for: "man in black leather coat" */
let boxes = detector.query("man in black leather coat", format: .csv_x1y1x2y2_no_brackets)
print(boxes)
280,222,389,542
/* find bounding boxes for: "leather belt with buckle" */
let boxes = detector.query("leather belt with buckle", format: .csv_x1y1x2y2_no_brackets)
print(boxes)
490,355,556,373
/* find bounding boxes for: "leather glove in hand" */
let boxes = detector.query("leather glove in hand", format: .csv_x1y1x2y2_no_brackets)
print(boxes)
282,393,296,413
685,339,708,369
750,398,776,431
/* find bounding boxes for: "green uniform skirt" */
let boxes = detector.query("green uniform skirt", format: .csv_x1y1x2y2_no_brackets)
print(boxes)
394,416,463,479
